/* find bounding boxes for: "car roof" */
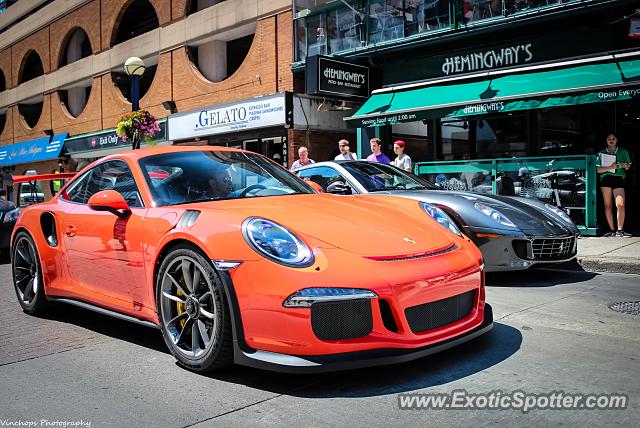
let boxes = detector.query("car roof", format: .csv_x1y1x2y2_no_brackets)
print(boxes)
294,160,363,170
98,145,252,164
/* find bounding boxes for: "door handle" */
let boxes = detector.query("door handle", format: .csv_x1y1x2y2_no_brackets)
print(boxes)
65,225,76,237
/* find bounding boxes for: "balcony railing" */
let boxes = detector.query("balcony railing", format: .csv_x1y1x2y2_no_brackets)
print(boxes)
294,0,585,62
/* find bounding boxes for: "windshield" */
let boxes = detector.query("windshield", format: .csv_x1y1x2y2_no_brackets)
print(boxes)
139,150,315,206
342,162,437,192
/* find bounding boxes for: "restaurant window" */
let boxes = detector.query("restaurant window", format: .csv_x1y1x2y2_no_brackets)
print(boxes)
441,119,472,160
461,0,503,24
510,0,576,15
405,0,451,36
368,0,405,43
538,104,609,156
297,13,327,59
327,4,363,53
475,114,528,158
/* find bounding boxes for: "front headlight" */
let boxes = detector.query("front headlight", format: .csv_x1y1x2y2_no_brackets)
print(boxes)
420,202,462,236
545,203,574,225
474,202,516,228
3,208,19,223
242,217,314,267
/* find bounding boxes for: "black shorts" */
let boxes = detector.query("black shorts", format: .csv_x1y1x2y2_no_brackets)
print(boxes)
600,175,625,189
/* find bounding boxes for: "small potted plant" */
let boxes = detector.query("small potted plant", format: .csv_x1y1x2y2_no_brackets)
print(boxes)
115,110,161,149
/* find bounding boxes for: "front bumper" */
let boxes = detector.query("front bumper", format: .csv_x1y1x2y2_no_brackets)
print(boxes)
467,227,578,272
233,304,493,373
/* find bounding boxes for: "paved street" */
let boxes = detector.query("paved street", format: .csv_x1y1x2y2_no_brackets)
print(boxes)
0,261,638,427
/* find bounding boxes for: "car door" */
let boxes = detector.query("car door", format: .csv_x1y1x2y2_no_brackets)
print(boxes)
58,160,147,305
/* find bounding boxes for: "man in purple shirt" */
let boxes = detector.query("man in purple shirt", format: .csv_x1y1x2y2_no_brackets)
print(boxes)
366,138,391,164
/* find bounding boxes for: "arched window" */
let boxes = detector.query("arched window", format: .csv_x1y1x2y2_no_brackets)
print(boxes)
111,58,157,102
187,25,255,83
60,28,92,67
19,51,44,84
113,0,159,46
59,80,92,118
18,96,43,129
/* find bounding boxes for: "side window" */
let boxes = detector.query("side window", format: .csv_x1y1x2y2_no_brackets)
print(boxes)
296,166,344,192
62,170,92,204
62,160,143,208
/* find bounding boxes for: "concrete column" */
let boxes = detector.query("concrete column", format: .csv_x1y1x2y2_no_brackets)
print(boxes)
66,29,85,64
198,40,227,82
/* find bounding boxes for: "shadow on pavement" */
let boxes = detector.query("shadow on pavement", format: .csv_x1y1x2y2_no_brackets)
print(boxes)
203,322,521,398
38,303,168,353
487,267,598,288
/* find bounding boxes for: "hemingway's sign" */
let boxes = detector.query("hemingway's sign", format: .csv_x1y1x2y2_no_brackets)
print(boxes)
442,44,533,76
168,93,287,140
306,56,370,98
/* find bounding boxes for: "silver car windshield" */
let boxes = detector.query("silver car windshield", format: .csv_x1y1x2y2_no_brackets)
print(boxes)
341,162,436,192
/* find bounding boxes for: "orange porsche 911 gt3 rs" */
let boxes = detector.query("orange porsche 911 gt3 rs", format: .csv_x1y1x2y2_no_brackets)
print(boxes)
11,146,492,373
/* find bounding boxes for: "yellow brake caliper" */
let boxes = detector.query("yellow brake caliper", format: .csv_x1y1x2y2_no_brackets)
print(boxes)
176,287,187,329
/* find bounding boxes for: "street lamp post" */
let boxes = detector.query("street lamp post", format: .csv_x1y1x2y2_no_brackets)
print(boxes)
123,56,146,149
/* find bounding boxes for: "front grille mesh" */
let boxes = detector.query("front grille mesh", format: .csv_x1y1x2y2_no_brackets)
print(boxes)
531,236,576,260
311,299,373,340
405,290,476,333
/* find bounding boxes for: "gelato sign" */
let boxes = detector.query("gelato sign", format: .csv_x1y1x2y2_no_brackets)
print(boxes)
169,94,287,141
442,44,533,76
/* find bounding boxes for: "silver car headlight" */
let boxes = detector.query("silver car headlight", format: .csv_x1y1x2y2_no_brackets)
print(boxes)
3,208,19,223
242,217,314,267
474,202,516,228
420,202,462,236
545,203,574,226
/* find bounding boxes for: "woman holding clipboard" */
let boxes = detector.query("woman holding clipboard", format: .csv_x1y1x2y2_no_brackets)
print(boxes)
596,133,632,237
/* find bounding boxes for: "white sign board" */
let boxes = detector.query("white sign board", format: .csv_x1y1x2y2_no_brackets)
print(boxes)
168,93,286,141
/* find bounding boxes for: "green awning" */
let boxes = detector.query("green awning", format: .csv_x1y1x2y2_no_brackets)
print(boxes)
345,57,640,127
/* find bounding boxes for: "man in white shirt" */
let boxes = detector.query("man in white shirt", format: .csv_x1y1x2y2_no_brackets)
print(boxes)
391,140,412,172
334,139,358,160
290,146,315,170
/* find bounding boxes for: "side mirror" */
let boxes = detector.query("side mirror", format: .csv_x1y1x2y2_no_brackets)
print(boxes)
88,190,131,218
307,181,324,193
326,180,352,195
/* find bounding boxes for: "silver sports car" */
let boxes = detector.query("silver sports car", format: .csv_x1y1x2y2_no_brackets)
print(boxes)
294,161,579,272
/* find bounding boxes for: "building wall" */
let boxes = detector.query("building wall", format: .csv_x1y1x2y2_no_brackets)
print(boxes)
0,0,293,148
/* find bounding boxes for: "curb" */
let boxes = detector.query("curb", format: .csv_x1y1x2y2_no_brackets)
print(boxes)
577,256,640,275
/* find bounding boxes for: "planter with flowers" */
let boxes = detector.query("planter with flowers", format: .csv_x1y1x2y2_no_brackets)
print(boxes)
115,110,161,149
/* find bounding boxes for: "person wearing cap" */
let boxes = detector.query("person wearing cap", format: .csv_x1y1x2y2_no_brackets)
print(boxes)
391,140,412,172
366,138,391,164
334,139,358,160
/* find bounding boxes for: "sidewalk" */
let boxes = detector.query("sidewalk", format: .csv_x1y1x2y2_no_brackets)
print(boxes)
577,236,640,274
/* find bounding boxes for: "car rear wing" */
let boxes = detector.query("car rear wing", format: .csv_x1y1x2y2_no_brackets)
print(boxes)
11,172,77,183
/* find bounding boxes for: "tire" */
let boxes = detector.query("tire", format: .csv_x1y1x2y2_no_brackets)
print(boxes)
12,231,49,315
156,245,233,372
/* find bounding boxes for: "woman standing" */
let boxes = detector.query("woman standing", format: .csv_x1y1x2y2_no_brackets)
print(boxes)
596,133,632,237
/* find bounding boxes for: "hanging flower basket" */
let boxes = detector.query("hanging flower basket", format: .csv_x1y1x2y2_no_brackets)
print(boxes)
115,110,161,147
